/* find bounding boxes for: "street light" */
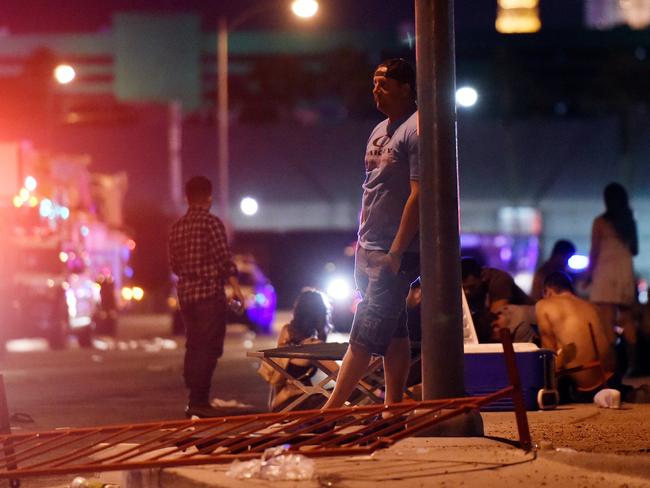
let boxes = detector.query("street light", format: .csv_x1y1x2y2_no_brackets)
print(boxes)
291,0,319,18
53,64,76,85
216,0,319,225
455,86,478,108
240,196,259,216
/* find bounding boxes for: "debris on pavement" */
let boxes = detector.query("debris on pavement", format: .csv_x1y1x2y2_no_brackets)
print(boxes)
226,445,315,481
69,476,119,487
210,397,254,409
594,389,621,409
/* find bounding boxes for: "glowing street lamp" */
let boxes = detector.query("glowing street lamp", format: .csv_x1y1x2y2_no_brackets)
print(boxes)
240,196,259,216
53,64,76,85
456,86,478,108
291,0,319,18
216,1,318,224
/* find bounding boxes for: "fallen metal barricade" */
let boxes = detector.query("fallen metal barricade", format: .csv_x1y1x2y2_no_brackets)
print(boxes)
0,330,530,482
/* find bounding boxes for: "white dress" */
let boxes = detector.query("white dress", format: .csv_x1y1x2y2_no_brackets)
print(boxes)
589,217,636,305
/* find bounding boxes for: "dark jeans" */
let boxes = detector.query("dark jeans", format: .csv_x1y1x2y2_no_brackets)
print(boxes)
180,294,227,406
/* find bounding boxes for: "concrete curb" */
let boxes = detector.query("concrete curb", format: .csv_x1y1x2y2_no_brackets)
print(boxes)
539,449,650,482
156,437,650,488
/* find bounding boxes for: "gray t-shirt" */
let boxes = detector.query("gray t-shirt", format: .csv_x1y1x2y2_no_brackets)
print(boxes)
358,111,419,252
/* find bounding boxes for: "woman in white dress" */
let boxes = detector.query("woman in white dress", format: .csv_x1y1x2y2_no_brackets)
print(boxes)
588,182,639,373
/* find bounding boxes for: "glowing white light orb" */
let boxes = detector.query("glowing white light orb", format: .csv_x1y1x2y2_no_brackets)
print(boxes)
326,277,352,301
291,0,319,18
39,199,53,217
456,86,478,108
24,176,37,192
568,254,589,271
240,197,259,216
54,64,76,84
121,287,134,301
132,286,144,301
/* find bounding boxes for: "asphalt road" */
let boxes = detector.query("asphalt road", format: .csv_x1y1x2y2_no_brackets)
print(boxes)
0,313,284,431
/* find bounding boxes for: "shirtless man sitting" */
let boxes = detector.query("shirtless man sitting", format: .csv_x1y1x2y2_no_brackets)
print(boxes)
535,271,617,402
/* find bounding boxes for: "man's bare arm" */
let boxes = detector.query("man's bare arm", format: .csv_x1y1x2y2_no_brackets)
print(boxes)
387,180,419,272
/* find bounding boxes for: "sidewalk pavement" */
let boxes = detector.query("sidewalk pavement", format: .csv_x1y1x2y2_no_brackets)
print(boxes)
156,436,650,488
77,403,648,488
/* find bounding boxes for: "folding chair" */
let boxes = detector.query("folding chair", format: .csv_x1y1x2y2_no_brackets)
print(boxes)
248,342,385,412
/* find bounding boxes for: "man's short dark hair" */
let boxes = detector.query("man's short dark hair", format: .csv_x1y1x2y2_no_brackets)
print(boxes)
461,257,482,281
185,176,212,205
543,271,575,294
375,58,416,95
550,239,576,258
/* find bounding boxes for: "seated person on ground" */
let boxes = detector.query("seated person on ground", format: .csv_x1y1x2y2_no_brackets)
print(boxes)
259,288,337,411
461,257,536,343
535,272,617,402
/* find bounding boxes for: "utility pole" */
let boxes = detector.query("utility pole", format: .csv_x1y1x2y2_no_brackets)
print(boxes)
168,100,183,213
415,0,483,434
217,17,230,224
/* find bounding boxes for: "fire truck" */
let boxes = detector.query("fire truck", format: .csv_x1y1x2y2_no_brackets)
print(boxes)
0,141,132,350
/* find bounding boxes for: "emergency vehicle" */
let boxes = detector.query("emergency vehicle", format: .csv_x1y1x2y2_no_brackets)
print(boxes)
0,141,132,349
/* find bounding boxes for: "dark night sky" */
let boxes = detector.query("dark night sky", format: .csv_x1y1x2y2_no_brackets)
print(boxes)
0,0,584,34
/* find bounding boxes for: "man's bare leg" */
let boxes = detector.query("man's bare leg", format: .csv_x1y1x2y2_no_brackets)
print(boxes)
383,336,411,406
322,342,372,409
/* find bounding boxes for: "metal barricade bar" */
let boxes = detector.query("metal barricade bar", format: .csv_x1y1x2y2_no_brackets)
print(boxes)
0,331,530,480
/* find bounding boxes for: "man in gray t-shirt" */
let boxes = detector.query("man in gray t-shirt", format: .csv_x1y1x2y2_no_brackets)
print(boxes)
323,58,420,411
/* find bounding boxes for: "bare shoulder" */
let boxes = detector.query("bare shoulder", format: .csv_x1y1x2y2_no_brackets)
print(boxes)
535,298,552,314
573,295,600,316
277,323,291,346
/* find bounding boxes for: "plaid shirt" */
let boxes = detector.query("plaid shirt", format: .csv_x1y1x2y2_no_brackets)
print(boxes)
168,206,238,305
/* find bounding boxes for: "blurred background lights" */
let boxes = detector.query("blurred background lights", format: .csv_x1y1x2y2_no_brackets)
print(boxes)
53,64,76,84
568,254,589,271
39,199,53,217
240,196,259,216
326,277,353,301
24,176,37,192
121,287,133,301
638,280,648,305
456,86,478,107
131,286,144,301
291,0,319,18
496,0,541,33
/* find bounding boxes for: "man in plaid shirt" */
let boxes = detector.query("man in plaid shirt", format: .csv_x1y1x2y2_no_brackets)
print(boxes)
169,176,244,418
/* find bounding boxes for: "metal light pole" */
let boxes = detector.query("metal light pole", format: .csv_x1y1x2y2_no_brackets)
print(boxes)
217,18,230,223
47,64,76,150
215,0,318,225
416,0,483,434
